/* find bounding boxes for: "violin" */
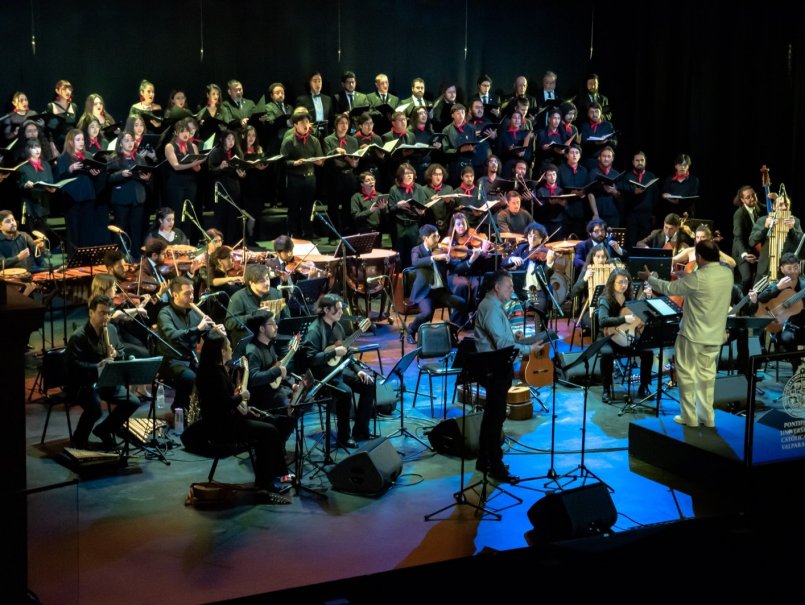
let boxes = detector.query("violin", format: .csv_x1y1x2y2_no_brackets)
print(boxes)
285,257,321,277
525,245,550,263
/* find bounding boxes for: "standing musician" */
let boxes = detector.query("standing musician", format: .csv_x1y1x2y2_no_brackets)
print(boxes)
162,119,205,230
474,270,545,483
756,253,805,373
635,213,691,251
643,241,733,428
596,269,654,403
300,294,376,448
503,221,556,320
156,276,218,413
195,331,291,499
66,294,141,450
732,185,765,293
107,131,150,260
406,224,480,344
749,193,803,280
225,264,287,348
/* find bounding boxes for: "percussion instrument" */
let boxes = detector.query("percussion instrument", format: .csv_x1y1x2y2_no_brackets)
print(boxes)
0,267,32,281
165,244,198,258
31,265,109,304
499,231,526,244
506,386,533,420
549,272,569,305
304,253,340,290
545,239,581,252
346,249,399,295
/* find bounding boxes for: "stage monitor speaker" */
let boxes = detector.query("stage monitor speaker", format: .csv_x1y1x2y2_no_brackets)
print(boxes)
713,375,748,411
555,351,602,387
527,482,617,541
327,437,402,496
426,412,484,458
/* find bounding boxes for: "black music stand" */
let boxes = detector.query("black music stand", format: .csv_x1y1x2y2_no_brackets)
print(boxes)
59,244,118,344
285,276,328,316
384,349,431,452
333,232,378,258
278,315,317,340
554,335,614,491
97,356,164,464
287,370,328,499
618,320,679,416
425,347,520,521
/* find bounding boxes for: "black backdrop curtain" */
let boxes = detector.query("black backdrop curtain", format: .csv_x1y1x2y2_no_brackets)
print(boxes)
2,0,803,250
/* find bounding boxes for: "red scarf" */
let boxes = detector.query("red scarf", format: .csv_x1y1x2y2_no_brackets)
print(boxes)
338,137,347,148
392,128,407,139
362,190,377,201
431,183,443,192
358,132,377,142
460,183,475,195
247,146,255,154
455,120,466,133
123,152,135,160
569,164,578,175
564,122,573,136
402,184,414,195
30,159,44,172
632,170,644,183
547,184,557,194
176,140,188,154
415,125,426,133
74,150,85,161
89,137,100,149
295,130,310,145
600,166,611,175
226,149,233,161
672,174,688,183
589,121,599,134
507,126,519,135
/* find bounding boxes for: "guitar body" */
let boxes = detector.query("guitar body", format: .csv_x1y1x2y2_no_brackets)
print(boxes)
756,287,805,334
326,317,372,367
269,334,301,389
521,344,554,387
604,307,644,347
506,386,533,420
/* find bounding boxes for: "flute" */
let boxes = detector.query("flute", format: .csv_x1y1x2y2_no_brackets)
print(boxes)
189,302,227,336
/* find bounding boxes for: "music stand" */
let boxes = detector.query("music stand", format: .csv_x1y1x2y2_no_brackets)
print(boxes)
278,315,317,339
384,348,431,451
287,370,328,499
332,232,379,258
618,320,679,416
288,277,328,316
425,347,520,521
96,356,164,464
60,244,118,343
553,335,614,491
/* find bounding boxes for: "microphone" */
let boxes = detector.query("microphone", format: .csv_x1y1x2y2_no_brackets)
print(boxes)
366,275,387,284
107,225,125,234
277,284,295,290
198,290,225,303
32,230,48,240
310,202,317,222
181,199,189,222
213,182,219,204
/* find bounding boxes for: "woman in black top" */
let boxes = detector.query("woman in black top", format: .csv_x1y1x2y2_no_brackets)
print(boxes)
195,331,290,497
208,129,247,244
145,206,190,247
596,268,653,403
108,131,151,259
18,139,56,233
45,80,78,151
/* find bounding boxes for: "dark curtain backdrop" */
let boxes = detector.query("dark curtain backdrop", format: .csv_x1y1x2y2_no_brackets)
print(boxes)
2,0,803,250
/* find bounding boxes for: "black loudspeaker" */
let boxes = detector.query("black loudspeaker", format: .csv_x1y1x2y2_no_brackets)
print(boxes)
713,375,748,410
527,482,617,541
555,352,602,386
427,412,484,458
327,437,402,496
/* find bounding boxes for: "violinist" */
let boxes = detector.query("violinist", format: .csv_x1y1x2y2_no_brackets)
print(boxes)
156,276,216,414
672,224,735,270
597,269,654,403
140,239,171,302
749,194,803,280
405,223,479,344
442,212,492,308
503,222,556,320
190,228,223,276
351,172,389,234
423,164,454,234
225,264,287,348
207,245,244,302
756,253,805,373
635,213,690,251
66,294,141,450
108,131,150,260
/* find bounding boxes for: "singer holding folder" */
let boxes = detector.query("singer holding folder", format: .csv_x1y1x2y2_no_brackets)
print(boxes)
280,110,324,240
108,132,150,260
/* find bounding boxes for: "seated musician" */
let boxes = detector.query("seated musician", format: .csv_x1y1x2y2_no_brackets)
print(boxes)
671,224,736,270
573,218,627,271
441,212,492,308
144,206,190,247
207,246,244,299
156,276,216,413
597,269,654,403
243,310,297,444
570,244,613,333
225,264,287,348
66,294,142,449
300,293,376,448
495,190,534,236
749,194,803,280
140,239,171,302
406,223,481,344
503,221,556,322
0,209,45,272
351,172,388,235
757,252,805,372
195,331,291,499
89,274,150,358
635,213,692,250
190,228,223,276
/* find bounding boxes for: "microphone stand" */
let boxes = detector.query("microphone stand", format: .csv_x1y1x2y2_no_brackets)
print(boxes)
313,211,355,305
111,282,183,359
375,275,405,357
216,182,255,256
182,198,211,244
112,229,133,264
307,357,353,465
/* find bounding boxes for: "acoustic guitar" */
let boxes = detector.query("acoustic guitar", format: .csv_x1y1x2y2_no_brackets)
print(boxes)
269,333,301,389
755,284,805,334
520,329,560,387
326,317,372,366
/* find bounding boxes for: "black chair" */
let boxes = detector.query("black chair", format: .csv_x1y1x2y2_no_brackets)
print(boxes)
35,348,77,444
412,322,460,418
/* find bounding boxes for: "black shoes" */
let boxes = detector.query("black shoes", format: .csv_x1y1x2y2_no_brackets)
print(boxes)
637,384,651,398
601,389,612,404
92,426,117,450
334,437,358,449
476,461,519,484
405,330,417,345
